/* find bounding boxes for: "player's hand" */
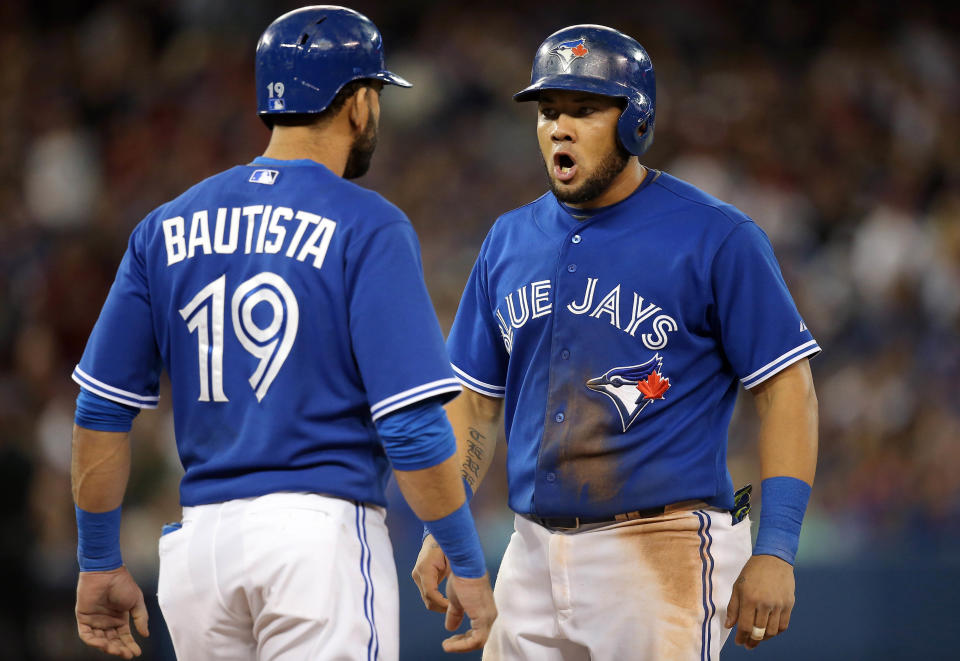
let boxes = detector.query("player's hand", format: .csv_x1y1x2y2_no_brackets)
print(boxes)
412,534,452,613
442,572,497,653
76,567,149,658
725,554,795,650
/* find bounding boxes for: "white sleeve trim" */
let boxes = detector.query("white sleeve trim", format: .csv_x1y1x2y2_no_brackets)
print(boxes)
450,363,506,398
370,378,462,421
741,341,821,390
72,366,159,409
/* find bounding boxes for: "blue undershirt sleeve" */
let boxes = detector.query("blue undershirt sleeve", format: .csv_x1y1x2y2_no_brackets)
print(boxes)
374,398,456,471
75,387,140,432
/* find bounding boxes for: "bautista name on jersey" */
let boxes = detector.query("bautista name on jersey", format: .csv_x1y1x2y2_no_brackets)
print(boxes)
160,204,337,270
73,158,460,507
448,170,820,520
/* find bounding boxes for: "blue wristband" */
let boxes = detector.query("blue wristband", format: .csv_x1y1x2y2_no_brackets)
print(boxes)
424,501,486,579
753,476,811,565
76,505,124,572
423,476,473,542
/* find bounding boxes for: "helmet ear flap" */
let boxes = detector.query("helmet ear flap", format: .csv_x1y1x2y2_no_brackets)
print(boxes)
617,91,655,156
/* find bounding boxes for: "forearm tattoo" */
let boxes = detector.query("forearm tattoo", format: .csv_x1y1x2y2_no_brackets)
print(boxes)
461,427,486,491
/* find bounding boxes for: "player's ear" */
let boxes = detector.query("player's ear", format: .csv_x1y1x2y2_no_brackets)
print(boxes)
347,87,370,132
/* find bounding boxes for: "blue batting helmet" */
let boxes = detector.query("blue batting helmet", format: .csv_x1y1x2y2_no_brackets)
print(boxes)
255,5,411,120
514,25,655,156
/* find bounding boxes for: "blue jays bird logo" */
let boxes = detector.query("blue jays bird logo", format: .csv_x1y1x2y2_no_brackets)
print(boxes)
586,354,671,432
550,38,589,71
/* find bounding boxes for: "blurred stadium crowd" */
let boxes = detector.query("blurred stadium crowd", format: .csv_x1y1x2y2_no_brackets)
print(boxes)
0,0,957,658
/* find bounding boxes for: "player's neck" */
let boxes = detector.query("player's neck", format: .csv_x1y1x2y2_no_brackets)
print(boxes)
566,160,647,210
261,126,351,177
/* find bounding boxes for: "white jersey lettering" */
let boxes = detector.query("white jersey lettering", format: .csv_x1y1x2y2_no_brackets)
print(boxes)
163,205,337,271
589,284,621,329
213,208,239,254
496,276,676,349
567,277,598,314
506,287,530,328
265,207,293,254
625,293,661,337
642,314,679,351
242,205,262,254
286,210,319,257
495,308,514,354
295,213,337,269
162,216,187,265
531,280,552,318
255,205,273,253
188,210,213,258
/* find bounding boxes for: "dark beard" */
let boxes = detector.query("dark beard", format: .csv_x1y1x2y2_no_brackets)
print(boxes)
343,118,378,180
544,140,631,205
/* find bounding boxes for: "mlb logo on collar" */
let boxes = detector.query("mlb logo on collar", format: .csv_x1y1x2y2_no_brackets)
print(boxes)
249,169,279,185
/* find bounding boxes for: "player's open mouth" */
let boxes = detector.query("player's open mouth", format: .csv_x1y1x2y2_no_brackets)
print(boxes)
554,152,577,183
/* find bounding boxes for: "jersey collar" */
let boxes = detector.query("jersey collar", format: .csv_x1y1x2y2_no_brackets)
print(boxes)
249,156,331,170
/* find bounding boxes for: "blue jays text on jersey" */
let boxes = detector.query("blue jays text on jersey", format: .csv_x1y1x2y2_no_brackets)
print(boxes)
447,170,820,520
73,157,461,507
494,276,678,354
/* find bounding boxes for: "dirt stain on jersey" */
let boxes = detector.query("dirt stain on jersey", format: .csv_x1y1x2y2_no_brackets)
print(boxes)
545,377,626,506
542,360,632,506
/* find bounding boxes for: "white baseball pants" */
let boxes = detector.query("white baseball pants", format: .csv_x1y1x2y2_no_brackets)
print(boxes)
483,505,752,661
157,493,398,661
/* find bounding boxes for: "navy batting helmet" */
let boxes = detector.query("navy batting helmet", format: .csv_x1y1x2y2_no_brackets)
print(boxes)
255,6,411,120
514,25,655,156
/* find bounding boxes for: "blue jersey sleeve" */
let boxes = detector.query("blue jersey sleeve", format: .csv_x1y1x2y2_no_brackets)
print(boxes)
72,226,162,408
711,222,820,389
347,221,461,421
446,241,508,398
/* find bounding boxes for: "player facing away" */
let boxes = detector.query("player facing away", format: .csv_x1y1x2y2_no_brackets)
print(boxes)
70,6,496,660
412,24,819,660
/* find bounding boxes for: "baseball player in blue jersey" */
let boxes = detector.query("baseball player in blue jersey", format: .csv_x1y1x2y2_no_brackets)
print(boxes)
70,6,496,659
412,25,819,660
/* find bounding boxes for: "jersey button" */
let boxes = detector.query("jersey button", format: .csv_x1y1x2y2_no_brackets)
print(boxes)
571,234,582,244
555,412,565,423
561,349,570,360
545,472,557,483
567,264,577,273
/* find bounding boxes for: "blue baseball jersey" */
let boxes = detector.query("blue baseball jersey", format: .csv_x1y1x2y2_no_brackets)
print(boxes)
447,170,819,518
74,157,460,507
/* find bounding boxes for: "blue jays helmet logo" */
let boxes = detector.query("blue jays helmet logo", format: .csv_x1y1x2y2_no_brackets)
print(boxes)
550,38,589,72
586,354,671,432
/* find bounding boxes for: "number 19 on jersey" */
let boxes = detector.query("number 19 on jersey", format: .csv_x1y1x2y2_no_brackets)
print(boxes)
179,271,299,403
